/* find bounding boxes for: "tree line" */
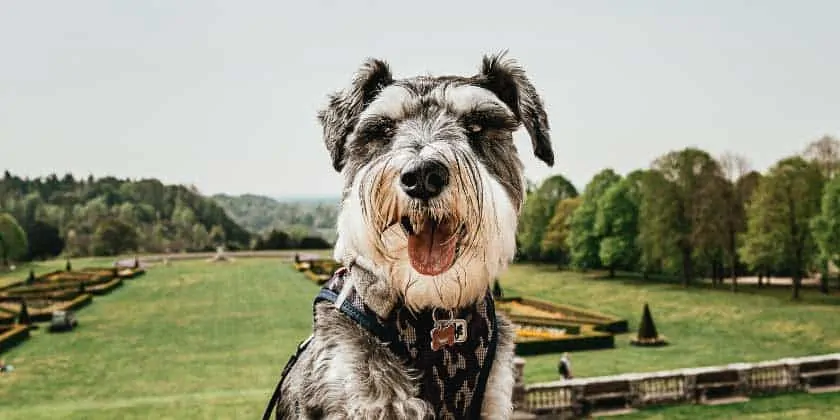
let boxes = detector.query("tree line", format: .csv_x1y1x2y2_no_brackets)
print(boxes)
517,135,840,299
212,194,339,244
0,173,331,263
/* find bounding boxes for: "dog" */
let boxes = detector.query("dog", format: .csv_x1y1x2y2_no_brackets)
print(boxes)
271,52,554,419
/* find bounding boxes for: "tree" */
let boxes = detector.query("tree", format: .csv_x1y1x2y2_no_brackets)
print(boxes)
638,148,725,286
803,134,840,179
740,157,824,299
24,220,64,260
717,152,753,291
208,225,227,247
568,169,622,271
0,213,28,266
191,224,211,251
92,218,140,256
594,178,640,277
256,229,293,250
298,236,332,249
517,175,578,261
0,171,257,257
811,175,840,291
540,197,582,267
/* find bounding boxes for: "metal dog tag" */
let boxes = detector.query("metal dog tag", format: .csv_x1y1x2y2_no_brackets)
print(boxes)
430,319,468,351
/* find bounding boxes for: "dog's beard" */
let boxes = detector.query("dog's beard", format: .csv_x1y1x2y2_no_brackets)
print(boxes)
334,143,519,311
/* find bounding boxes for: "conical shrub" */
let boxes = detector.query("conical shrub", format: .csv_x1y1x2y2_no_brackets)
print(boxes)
631,302,668,347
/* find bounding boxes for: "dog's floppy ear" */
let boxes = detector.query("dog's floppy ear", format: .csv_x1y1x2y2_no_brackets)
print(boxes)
317,59,395,172
476,52,554,167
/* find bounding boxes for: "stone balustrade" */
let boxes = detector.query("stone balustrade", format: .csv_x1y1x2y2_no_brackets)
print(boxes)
513,353,840,418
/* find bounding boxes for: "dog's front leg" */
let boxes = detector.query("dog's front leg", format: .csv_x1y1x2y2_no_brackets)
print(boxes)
288,308,434,419
480,315,516,419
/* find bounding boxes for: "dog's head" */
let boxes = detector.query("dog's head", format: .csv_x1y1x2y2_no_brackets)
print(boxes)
319,52,554,311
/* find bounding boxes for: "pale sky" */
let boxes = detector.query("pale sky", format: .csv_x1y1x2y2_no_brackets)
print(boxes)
1,1,838,198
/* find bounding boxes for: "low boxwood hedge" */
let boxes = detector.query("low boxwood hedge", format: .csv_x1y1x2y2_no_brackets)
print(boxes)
0,324,31,353
27,294,93,323
513,331,615,356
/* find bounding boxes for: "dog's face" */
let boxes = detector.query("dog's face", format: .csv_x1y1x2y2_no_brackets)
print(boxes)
320,53,554,311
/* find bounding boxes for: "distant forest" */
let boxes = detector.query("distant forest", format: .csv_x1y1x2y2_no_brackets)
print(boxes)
0,172,332,262
213,194,339,243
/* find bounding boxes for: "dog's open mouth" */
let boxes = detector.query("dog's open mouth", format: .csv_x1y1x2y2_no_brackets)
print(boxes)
399,215,465,276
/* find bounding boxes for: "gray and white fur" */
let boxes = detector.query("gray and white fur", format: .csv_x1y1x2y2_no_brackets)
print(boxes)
277,52,555,419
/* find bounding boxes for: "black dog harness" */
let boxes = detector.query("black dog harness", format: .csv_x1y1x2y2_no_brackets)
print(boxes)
263,267,499,419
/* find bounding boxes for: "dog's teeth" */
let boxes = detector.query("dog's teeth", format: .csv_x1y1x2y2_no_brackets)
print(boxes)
410,213,424,234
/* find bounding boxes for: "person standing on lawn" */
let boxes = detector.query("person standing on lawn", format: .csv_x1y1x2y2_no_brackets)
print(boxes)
558,352,573,379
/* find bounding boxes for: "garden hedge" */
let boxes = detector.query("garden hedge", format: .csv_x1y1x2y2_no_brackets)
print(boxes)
27,294,93,323
0,324,30,354
513,331,615,356
498,296,628,334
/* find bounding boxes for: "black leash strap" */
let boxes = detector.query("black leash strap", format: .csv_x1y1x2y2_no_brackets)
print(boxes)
261,335,313,420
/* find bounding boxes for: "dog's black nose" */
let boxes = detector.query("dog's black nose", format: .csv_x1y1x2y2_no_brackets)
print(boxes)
400,160,449,200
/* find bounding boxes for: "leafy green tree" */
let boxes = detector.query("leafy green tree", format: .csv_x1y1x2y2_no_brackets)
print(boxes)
716,153,754,291
209,225,226,247
191,224,211,251
740,157,824,299
568,169,622,270
595,178,640,277
24,220,64,260
540,197,582,266
517,175,578,261
811,175,840,291
93,218,140,256
638,148,725,285
0,213,28,265
256,229,294,250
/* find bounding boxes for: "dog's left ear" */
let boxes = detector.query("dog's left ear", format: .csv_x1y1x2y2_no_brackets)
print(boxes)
317,59,395,172
476,52,555,167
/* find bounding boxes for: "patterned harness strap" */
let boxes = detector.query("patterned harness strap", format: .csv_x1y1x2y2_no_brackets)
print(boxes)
264,268,499,420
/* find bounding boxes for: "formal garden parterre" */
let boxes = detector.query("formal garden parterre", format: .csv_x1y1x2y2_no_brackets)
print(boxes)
0,259,145,353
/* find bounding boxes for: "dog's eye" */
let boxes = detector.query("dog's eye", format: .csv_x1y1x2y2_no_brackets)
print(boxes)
460,109,518,136
357,117,396,143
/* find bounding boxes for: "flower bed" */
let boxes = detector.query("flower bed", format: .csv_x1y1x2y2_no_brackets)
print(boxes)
117,267,145,279
496,297,626,355
498,297,628,334
25,294,93,322
512,325,615,355
515,324,568,340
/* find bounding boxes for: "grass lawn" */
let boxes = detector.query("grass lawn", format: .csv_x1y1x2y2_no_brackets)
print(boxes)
0,258,318,419
1,259,838,419
501,265,840,383
618,392,840,419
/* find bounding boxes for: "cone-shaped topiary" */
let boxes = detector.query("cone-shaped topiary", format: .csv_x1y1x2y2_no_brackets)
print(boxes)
630,302,668,347
18,300,31,325
493,279,504,298
66,259,72,272
27,269,36,284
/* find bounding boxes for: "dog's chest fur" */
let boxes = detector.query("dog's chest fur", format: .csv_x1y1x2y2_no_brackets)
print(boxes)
318,270,498,418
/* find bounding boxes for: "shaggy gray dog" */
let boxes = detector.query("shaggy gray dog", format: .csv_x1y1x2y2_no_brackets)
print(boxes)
271,52,555,419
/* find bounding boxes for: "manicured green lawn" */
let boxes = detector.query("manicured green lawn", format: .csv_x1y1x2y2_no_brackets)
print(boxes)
501,265,840,383
1,260,838,419
0,259,319,419
618,392,840,419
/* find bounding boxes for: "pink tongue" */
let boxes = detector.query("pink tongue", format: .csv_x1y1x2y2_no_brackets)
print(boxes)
408,221,456,276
